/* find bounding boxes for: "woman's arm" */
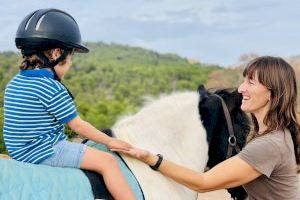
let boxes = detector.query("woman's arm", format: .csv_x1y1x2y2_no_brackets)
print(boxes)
67,116,131,150
116,148,262,192
157,155,261,192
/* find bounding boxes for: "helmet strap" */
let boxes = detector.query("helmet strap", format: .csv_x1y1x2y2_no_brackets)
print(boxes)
35,50,69,81
51,50,70,69
35,50,75,100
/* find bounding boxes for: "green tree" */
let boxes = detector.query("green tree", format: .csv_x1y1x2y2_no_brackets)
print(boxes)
0,42,222,153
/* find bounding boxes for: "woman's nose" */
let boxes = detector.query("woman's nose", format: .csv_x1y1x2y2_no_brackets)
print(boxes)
238,82,246,93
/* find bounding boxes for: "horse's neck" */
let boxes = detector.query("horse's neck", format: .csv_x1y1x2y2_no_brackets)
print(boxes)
113,92,208,168
112,92,209,199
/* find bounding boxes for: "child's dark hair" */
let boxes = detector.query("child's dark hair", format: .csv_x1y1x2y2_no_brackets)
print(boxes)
19,49,69,70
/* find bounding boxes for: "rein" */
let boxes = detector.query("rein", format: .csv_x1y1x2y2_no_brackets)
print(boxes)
212,94,241,159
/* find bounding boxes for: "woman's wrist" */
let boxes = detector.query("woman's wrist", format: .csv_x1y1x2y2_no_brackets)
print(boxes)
144,154,163,170
143,153,157,165
149,154,163,170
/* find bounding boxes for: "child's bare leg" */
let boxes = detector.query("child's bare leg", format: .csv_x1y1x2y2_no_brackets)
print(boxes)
80,146,136,200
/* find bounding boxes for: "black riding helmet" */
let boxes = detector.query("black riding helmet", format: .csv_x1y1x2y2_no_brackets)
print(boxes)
15,8,88,99
15,8,89,53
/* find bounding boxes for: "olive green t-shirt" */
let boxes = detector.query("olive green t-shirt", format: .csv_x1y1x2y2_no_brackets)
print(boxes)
238,129,300,200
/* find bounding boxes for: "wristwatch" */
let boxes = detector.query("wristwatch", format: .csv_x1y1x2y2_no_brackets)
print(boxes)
149,154,163,171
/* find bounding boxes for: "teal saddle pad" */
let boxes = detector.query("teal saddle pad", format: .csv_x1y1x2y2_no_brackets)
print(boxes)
0,142,144,200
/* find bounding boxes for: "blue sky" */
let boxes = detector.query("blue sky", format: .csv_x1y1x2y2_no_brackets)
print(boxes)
1,0,300,66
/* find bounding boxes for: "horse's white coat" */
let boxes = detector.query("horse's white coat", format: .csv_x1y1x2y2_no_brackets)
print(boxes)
113,92,208,200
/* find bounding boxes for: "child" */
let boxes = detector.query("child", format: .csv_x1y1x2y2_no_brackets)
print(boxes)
4,8,136,200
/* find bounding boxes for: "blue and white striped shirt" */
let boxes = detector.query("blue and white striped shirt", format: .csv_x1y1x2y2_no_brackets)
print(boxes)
3,69,77,164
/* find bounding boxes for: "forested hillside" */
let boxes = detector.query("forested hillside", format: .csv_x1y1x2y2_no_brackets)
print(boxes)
0,42,220,153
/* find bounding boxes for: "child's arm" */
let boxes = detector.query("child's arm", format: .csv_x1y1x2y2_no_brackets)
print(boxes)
67,116,132,150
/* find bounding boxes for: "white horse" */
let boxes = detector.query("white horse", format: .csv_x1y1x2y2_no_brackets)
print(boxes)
85,85,250,200
114,91,208,200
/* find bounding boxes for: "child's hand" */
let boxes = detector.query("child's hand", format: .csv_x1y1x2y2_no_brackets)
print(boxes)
106,138,132,151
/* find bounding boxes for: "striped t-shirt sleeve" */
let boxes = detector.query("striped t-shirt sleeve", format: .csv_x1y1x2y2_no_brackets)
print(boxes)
44,89,78,123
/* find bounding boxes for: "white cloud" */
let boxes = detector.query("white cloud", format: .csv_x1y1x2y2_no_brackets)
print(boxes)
1,0,300,66
129,0,241,25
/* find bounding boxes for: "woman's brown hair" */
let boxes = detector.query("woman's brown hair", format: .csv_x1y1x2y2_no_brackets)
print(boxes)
243,56,300,164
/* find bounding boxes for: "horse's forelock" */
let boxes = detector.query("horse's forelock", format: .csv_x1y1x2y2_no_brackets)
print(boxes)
212,88,243,112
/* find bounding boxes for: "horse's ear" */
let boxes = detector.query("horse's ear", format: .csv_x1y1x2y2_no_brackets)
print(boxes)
198,84,209,101
218,88,242,112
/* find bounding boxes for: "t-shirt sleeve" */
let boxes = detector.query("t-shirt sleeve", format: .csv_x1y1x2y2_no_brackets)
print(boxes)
238,136,281,177
45,89,78,124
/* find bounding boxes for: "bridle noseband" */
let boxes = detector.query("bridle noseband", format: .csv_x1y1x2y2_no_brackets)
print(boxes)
212,94,241,159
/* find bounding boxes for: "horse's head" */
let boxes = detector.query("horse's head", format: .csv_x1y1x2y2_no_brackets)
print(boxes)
198,84,250,200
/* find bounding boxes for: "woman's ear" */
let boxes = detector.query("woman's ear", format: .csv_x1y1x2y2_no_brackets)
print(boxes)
267,90,271,101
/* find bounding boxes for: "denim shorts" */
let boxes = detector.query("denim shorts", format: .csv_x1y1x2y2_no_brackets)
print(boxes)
40,140,87,168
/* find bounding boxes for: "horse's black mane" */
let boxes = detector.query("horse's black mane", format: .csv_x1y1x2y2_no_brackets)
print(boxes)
198,85,250,200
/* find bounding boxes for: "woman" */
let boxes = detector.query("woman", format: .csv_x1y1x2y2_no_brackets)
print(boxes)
4,8,136,200
116,56,300,199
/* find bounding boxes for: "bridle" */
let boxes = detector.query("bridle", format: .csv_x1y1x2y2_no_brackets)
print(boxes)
212,94,241,159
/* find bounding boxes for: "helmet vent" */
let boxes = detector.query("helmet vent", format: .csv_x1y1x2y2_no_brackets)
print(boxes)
35,14,46,31
25,12,38,31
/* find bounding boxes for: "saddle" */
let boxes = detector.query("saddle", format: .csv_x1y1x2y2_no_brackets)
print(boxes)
81,129,144,200
0,129,144,200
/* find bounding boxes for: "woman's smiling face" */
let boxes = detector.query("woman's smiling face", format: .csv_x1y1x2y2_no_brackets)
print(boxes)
238,71,271,117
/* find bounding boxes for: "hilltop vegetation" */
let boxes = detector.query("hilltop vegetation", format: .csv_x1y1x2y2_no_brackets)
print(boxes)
0,42,300,153
2,45,300,154
0,42,220,153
